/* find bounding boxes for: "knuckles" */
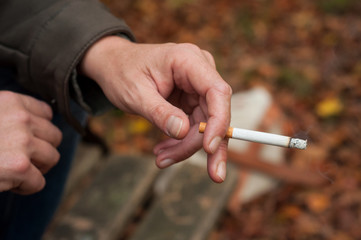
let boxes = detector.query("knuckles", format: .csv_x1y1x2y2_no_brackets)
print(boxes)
149,103,167,125
15,130,33,150
208,82,233,100
176,43,202,53
0,90,20,103
7,153,32,175
172,43,202,61
14,110,32,126
218,82,233,97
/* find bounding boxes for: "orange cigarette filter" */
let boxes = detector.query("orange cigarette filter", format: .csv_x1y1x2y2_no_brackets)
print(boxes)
199,122,233,138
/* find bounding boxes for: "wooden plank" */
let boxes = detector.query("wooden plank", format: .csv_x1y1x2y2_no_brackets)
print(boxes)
44,155,159,240
63,143,103,196
130,162,238,240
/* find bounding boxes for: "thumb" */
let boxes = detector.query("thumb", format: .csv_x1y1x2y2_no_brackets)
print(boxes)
142,93,189,139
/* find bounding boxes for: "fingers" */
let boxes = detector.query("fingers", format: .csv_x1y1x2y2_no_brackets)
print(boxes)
30,137,60,174
154,127,229,183
207,138,229,183
201,50,216,68
31,115,62,147
167,89,199,115
0,150,47,195
19,92,53,120
202,87,231,154
27,109,62,175
11,164,46,195
161,45,231,182
0,91,61,194
141,90,190,139
170,44,232,155
154,125,203,167
3,133,59,194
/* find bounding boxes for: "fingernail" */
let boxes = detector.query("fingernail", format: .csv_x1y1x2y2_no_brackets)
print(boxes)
209,136,222,154
216,161,226,181
159,158,175,168
166,116,183,138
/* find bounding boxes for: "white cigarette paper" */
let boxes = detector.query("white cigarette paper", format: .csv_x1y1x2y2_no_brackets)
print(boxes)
199,122,307,150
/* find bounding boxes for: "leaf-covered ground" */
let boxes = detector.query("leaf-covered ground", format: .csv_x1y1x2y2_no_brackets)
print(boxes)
91,0,361,239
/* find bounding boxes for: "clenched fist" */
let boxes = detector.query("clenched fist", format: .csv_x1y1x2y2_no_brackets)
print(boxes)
0,91,62,194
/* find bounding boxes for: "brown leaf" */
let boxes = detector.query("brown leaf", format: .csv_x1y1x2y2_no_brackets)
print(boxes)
305,192,330,213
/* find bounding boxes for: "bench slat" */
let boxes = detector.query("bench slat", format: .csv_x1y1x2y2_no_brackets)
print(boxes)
44,155,159,240
130,162,238,240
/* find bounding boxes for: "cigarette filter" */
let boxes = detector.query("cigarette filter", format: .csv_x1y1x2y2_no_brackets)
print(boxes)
199,122,307,150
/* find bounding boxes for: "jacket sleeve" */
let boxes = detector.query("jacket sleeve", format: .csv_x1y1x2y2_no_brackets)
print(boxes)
0,0,135,131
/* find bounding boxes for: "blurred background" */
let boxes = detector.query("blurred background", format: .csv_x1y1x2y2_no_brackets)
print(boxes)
90,0,361,239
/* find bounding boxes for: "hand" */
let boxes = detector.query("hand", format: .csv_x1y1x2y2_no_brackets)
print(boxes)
0,91,62,194
80,36,232,182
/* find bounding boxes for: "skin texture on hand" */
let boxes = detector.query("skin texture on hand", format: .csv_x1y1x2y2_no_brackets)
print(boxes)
0,91,62,194
80,36,232,183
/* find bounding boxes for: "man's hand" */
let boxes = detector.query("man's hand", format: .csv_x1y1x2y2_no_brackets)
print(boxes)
80,36,232,182
0,91,62,194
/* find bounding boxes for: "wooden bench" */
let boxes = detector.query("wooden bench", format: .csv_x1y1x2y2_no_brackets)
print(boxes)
43,142,238,240
44,88,326,239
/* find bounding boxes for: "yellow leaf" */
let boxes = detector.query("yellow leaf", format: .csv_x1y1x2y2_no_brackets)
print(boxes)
316,97,343,118
128,118,152,135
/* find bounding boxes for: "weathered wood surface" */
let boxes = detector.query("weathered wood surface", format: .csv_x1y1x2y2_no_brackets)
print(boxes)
44,154,159,240
63,143,103,197
129,162,238,240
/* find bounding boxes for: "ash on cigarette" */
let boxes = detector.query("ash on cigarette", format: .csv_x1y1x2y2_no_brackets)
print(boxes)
290,138,307,150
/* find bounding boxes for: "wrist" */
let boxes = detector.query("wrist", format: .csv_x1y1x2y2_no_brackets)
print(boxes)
79,35,132,84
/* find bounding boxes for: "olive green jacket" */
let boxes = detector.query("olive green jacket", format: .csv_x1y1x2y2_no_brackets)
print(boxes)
0,0,135,131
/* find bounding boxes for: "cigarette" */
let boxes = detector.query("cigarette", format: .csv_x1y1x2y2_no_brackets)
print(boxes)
199,122,307,150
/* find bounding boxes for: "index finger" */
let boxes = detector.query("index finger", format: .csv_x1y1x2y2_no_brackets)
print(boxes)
172,50,232,153
202,81,232,151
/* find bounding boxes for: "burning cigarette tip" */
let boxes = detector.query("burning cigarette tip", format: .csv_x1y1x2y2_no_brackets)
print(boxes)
289,138,307,150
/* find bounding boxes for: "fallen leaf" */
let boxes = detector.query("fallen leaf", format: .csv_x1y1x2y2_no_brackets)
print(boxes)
128,117,152,135
316,97,343,118
279,205,302,220
305,192,330,213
